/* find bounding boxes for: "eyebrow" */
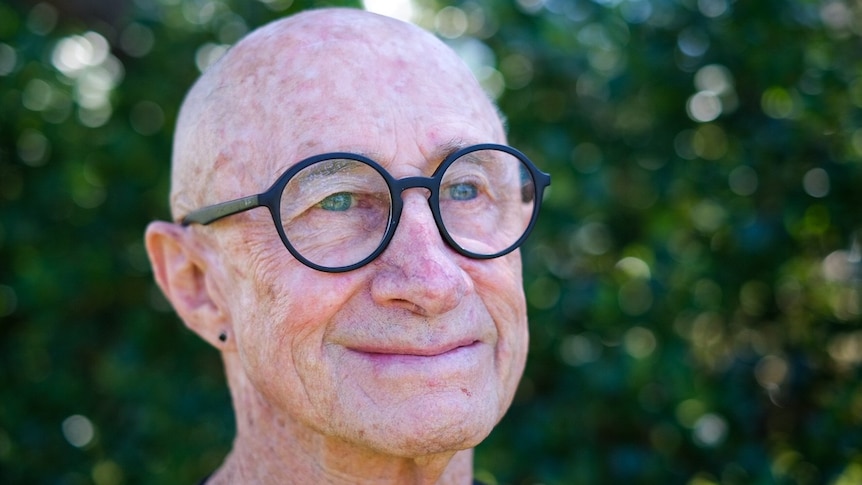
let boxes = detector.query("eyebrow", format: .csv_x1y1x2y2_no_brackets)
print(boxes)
295,157,363,181
353,138,470,166
275,137,480,179
433,138,471,161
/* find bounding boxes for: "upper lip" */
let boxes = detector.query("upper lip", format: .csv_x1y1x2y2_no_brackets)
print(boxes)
348,339,479,357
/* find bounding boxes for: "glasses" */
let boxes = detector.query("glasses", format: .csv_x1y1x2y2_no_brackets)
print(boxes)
181,143,551,273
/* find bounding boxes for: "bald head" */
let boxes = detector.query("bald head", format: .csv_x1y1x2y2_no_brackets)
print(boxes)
170,8,504,220
148,10,532,476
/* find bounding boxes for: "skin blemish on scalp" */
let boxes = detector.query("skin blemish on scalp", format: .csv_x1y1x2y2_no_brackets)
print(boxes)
213,150,232,172
460,388,472,397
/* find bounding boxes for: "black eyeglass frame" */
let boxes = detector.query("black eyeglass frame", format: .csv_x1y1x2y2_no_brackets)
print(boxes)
181,143,551,273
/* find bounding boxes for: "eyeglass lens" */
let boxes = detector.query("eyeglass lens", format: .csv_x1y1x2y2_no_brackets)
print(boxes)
278,148,537,270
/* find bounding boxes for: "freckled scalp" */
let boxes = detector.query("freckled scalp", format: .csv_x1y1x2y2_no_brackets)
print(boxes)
169,8,504,220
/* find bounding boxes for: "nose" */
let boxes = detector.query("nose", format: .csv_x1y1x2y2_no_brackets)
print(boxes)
369,190,472,316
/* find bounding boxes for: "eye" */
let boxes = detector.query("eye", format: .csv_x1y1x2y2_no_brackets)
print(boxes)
319,192,353,211
447,183,478,201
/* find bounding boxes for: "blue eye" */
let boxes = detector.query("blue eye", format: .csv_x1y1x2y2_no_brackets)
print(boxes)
448,183,478,201
319,192,353,211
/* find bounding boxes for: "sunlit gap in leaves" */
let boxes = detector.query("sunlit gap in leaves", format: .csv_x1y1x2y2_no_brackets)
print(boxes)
51,31,124,127
364,0,506,100
822,233,862,323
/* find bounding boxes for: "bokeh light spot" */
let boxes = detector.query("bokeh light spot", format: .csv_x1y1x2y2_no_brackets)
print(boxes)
572,222,613,255
693,413,728,447
754,355,789,389
678,27,710,57
687,91,722,122
833,462,862,485
0,43,16,76
823,249,855,282
195,43,230,72
616,256,651,279
561,333,603,366
690,311,724,347
515,0,545,15
695,64,734,95
50,31,122,128
22,78,54,111
78,104,113,128
76,68,116,109
62,415,95,448
182,0,217,26
803,167,830,198
698,0,728,18
828,331,862,367
17,129,50,166
620,0,653,24
624,326,657,359
435,6,468,39
52,32,110,76
761,87,797,119
691,199,727,233
820,1,852,32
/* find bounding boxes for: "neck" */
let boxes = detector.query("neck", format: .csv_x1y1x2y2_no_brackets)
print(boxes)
209,441,475,485
207,359,476,485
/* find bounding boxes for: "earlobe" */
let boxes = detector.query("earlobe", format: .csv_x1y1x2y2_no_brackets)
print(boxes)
144,221,235,350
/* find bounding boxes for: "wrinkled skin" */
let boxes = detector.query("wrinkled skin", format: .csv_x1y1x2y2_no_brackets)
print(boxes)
145,8,528,484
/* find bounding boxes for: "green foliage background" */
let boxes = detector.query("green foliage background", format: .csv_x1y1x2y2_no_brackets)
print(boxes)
2,0,862,483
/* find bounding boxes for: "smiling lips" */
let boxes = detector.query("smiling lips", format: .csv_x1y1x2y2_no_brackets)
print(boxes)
351,340,481,358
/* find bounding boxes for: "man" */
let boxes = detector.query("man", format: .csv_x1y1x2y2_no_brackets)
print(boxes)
145,7,549,484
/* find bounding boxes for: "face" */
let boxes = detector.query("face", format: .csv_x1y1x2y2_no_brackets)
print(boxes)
193,15,528,457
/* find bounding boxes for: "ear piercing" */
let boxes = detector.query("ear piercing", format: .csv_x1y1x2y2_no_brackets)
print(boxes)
218,332,228,342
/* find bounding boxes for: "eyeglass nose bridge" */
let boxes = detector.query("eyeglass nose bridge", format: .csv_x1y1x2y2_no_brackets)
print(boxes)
382,174,450,249
391,175,438,194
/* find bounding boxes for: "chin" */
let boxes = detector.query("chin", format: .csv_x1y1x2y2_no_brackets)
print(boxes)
341,388,503,458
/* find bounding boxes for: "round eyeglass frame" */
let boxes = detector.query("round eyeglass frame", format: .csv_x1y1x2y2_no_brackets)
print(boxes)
181,143,551,273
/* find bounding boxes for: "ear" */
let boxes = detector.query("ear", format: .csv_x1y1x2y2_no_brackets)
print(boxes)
145,221,235,350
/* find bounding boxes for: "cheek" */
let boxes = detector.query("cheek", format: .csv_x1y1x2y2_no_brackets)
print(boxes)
220,230,366,405
474,252,527,330
468,253,529,384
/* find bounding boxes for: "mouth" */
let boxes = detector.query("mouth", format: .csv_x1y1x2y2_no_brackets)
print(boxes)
350,340,480,358
343,339,489,383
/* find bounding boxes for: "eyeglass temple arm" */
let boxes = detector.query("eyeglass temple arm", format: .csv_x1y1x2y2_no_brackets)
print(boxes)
180,195,261,226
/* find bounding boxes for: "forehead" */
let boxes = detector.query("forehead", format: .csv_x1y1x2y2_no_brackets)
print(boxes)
209,23,504,181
